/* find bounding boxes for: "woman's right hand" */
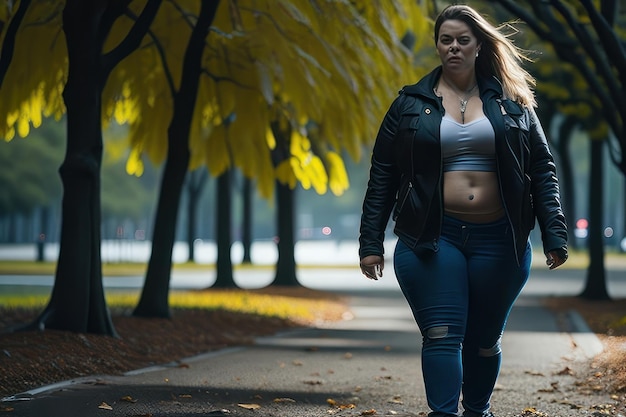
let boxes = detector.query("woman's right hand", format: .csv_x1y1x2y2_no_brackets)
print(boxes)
360,255,384,280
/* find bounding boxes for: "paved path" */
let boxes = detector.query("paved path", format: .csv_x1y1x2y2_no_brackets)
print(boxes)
2,263,626,295
2,281,617,417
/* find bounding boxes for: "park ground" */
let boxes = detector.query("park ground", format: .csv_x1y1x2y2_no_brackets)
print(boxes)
0,261,625,411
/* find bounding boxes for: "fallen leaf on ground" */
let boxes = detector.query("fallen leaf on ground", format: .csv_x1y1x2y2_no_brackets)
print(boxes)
556,399,582,409
98,402,113,410
524,370,545,376
304,379,324,385
326,398,356,410
207,409,231,415
361,409,377,415
556,366,574,376
273,397,296,403
327,400,356,410
121,395,137,403
521,407,548,416
237,403,261,410
538,381,560,393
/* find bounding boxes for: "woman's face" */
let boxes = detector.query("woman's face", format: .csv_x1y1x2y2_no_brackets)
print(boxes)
436,19,481,73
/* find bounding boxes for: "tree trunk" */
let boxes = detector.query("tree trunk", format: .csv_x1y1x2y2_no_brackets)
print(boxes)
241,176,253,264
134,1,219,317
580,139,610,300
271,182,300,286
212,170,237,288
623,181,626,251
555,116,577,249
30,0,115,335
36,206,49,262
186,169,207,262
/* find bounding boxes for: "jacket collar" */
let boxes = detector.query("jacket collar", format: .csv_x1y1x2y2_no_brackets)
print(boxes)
401,66,504,102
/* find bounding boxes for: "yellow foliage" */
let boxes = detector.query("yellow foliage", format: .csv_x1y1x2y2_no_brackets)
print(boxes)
125,148,145,177
280,129,329,194
266,128,276,150
1,0,426,199
0,1,66,140
589,122,609,141
275,158,297,189
0,289,346,324
558,102,593,119
0,2,10,23
205,123,231,176
326,151,350,196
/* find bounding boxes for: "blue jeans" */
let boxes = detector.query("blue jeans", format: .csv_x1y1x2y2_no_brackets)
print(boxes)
393,215,531,416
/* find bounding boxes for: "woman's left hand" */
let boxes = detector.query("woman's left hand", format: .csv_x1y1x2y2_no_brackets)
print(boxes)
360,255,384,280
546,250,567,270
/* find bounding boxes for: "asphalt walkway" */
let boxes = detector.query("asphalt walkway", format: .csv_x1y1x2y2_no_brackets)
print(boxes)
2,285,614,417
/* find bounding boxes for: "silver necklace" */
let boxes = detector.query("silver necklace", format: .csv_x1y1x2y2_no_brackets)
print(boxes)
438,80,478,124
455,84,477,123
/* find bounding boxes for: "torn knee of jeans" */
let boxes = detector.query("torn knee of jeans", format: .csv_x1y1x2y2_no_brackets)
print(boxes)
426,326,448,339
478,339,502,357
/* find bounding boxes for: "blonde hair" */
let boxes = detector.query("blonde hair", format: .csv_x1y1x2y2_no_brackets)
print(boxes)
434,4,537,107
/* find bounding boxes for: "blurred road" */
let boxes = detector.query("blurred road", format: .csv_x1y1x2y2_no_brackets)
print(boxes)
1,258,626,298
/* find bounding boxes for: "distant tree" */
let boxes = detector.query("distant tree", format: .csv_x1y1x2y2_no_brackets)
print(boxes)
270,121,299,286
240,176,253,264
212,169,236,288
184,168,207,262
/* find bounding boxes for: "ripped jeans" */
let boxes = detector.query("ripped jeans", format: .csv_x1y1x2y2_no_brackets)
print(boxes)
393,215,531,416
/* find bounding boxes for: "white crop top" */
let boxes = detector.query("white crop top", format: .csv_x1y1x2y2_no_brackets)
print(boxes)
440,115,496,172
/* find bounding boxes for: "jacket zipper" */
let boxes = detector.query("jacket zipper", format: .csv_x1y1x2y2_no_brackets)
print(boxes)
399,181,413,214
394,124,416,221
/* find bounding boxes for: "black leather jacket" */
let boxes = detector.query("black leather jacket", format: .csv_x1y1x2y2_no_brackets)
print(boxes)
359,67,568,265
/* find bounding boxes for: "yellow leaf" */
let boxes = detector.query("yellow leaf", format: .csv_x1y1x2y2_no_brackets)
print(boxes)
266,128,276,150
276,159,297,189
125,148,144,177
326,151,349,196
306,155,328,195
17,116,30,138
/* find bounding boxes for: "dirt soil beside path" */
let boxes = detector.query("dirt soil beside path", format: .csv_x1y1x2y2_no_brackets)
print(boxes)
543,296,626,406
0,288,625,414
0,287,346,399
